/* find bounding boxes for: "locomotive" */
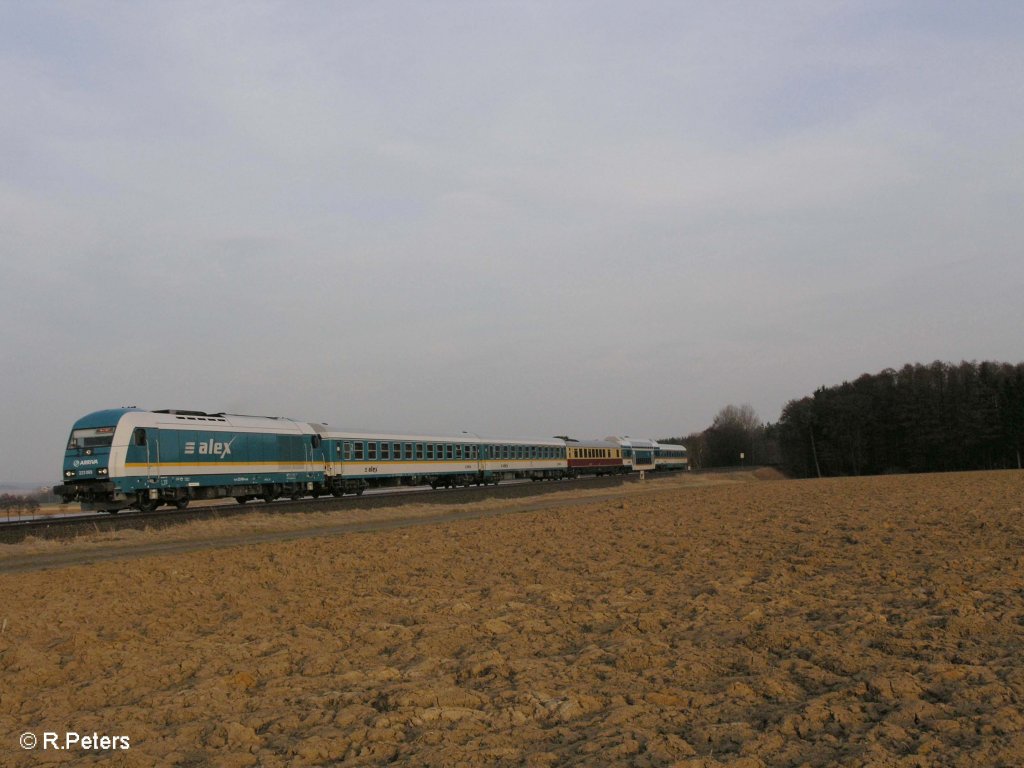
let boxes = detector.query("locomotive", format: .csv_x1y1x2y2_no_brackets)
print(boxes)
54,407,688,513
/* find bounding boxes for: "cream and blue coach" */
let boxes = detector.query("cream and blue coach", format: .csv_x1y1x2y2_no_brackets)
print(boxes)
654,443,689,471
55,408,328,512
321,430,568,495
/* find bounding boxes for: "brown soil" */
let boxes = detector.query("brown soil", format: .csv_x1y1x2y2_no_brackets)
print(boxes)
1,470,1023,767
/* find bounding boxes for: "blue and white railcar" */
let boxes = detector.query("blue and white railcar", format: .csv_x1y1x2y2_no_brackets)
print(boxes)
607,437,659,471
55,408,328,512
654,443,689,471
322,430,568,494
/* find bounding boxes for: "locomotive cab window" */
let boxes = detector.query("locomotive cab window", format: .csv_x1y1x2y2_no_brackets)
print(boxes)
69,426,117,449
133,428,146,447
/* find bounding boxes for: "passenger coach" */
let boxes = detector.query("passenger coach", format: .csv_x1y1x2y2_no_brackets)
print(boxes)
654,443,689,471
322,430,567,495
565,439,628,477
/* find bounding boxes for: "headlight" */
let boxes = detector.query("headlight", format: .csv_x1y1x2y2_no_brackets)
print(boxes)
64,470,76,478
98,468,109,476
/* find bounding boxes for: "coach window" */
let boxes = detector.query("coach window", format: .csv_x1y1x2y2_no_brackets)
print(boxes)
354,442,364,460
455,444,462,459
415,443,423,460
369,442,378,460
382,443,390,460
444,444,452,460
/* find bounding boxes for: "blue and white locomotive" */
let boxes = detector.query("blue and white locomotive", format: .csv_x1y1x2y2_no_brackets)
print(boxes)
57,408,327,512
55,407,687,513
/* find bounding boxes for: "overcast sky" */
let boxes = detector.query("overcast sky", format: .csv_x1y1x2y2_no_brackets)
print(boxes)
2,1,1022,482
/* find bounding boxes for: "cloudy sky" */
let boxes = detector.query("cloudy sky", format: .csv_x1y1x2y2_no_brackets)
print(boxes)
2,1,1022,482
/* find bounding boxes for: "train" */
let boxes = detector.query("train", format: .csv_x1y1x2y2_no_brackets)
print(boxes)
54,407,688,513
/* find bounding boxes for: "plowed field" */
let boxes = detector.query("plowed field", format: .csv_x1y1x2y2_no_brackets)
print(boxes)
2,470,1023,767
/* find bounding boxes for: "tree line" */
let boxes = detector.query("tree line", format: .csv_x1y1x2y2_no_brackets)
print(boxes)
666,360,1023,477
775,361,1024,477
663,404,777,470
0,493,41,516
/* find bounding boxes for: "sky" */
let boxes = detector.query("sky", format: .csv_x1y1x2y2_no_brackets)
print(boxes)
2,1,1023,482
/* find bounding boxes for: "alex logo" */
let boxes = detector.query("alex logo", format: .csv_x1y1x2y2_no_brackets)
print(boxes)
184,437,237,458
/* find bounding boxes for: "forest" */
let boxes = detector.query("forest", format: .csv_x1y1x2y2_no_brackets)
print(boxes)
671,361,1024,478
775,361,1024,477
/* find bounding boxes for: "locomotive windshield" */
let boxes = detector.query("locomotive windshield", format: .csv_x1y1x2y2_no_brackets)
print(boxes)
67,426,116,449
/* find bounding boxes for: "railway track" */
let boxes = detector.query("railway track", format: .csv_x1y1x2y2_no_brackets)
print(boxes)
0,474,638,545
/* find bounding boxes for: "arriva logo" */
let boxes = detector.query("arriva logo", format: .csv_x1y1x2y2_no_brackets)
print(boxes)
184,437,237,458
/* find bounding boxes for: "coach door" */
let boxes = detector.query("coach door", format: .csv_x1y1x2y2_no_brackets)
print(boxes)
308,434,325,474
134,427,161,483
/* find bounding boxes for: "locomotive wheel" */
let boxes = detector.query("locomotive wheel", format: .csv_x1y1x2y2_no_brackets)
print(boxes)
138,497,159,512
175,498,190,510
236,497,249,504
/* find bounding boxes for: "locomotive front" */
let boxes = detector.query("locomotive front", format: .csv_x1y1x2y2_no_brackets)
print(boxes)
53,408,137,510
